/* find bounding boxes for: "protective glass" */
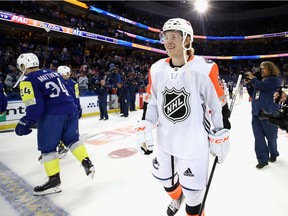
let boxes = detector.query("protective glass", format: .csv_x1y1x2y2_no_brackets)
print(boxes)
159,31,182,43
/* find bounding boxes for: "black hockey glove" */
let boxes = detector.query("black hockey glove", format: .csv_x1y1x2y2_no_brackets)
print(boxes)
15,116,36,136
222,103,231,129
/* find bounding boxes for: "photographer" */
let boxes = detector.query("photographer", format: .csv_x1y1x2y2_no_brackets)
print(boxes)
245,61,281,169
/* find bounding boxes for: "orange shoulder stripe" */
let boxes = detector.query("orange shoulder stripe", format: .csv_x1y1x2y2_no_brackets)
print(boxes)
208,63,225,99
146,69,152,94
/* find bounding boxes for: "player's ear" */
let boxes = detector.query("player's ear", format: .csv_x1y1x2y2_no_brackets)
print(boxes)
184,36,191,48
20,64,26,72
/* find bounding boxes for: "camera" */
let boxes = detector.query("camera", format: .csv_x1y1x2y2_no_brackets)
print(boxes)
258,105,288,132
244,67,262,82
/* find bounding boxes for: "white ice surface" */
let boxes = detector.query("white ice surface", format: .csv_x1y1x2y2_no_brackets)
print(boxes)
1,93,288,216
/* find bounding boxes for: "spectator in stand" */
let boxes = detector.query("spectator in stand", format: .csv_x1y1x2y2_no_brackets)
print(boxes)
246,61,281,169
0,82,8,116
109,69,120,86
96,79,109,120
78,72,89,91
4,71,14,93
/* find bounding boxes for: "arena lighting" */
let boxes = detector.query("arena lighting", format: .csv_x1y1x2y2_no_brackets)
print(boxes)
89,6,160,33
195,0,209,13
1,10,288,60
116,29,161,44
64,0,88,9
68,2,288,40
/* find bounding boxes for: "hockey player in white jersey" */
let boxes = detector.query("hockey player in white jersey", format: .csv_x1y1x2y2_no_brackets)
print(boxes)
136,18,230,216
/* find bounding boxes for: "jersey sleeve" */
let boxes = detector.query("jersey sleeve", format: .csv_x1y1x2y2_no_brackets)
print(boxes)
19,77,44,122
67,80,81,110
73,82,81,110
203,77,224,129
208,63,227,106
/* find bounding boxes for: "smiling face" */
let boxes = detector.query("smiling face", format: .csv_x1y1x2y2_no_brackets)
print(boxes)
163,31,184,59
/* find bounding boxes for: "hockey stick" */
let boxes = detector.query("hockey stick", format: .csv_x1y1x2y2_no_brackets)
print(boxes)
229,74,243,113
199,156,218,216
41,21,51,69
13,22,51,89
199,74,242,215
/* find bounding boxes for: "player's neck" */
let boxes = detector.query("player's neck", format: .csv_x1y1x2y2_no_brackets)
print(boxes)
25,67,40,74
170,55,189,68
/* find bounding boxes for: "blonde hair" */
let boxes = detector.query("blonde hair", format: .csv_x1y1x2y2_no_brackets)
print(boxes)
185,35,193,57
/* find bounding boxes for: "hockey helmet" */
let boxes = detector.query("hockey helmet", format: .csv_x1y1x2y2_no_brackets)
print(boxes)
162,18,194,43
16,53,39,73
57,65,71,76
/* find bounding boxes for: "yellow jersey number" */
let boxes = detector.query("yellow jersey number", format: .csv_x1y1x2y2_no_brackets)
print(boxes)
19,81,36,106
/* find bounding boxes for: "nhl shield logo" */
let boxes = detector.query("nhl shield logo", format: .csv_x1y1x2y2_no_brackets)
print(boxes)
162,87,191,123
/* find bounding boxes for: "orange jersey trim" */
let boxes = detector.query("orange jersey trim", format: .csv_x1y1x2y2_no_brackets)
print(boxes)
208,64,225,100
146,69,152,94
165,55,195,64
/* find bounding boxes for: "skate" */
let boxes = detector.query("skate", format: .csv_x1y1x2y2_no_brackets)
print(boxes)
33,173,62,196
58,142,69,159
167,192,184,216
82,157,95,179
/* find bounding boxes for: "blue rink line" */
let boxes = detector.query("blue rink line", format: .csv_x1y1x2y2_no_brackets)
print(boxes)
0,162,70,216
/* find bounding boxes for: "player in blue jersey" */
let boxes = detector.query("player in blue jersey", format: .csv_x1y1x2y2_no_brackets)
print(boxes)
15,53,95,196
38,65,82,162
57,65,82,118
57,65,82,154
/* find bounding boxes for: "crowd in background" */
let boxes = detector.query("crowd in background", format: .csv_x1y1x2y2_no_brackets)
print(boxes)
1,1,288,100
0,33,154,100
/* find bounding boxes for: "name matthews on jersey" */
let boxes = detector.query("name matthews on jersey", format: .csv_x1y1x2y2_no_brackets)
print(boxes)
37,71,61,82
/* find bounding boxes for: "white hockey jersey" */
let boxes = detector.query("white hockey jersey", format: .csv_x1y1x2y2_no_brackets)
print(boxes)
146,55,223,160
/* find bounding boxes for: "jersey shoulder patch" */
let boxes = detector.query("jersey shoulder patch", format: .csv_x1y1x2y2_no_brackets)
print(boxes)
19,81,36,107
